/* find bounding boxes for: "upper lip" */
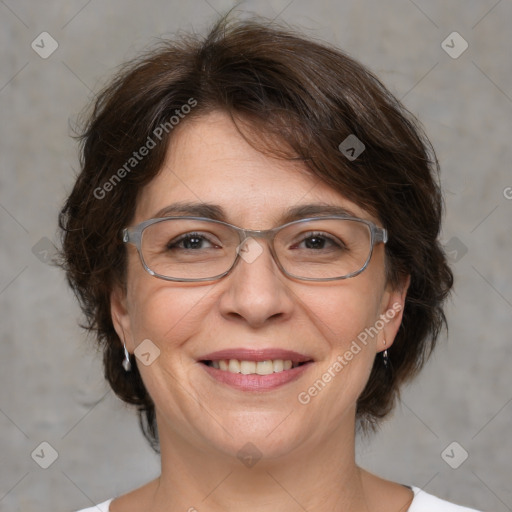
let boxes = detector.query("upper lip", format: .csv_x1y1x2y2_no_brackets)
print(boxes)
199,348,314,363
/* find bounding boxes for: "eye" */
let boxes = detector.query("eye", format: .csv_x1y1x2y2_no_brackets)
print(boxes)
293,232,346,251
167,232,220,251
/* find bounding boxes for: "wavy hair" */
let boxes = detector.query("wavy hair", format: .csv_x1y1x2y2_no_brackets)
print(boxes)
58,15,453,451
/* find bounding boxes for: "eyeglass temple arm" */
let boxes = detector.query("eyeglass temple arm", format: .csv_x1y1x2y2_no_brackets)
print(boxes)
375,227,388,244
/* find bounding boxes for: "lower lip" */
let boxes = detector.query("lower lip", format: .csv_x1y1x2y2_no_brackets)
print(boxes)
200,362,313,391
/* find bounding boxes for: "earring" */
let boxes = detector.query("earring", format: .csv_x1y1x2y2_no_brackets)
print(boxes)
382,349,389,368
382,338,389,369
122,342,132,372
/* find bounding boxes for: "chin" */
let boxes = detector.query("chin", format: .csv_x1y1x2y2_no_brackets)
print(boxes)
201,412,308,462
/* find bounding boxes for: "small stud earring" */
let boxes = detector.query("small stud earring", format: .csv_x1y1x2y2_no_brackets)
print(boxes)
122,342,132,372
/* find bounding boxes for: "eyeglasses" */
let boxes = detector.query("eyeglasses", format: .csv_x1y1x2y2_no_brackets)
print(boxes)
122,215,387,282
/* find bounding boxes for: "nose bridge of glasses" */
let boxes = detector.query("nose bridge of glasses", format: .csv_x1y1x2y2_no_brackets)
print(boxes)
238,225,277,243
232,226,283,271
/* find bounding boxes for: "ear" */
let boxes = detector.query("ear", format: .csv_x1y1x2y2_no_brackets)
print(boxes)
375,274,410,354
110,284,134,353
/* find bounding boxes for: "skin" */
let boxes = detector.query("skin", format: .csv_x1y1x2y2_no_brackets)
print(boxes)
110,111,413,512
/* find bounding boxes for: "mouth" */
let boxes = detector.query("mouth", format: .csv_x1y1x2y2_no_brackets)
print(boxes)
197,348,314,391
200,358,312,374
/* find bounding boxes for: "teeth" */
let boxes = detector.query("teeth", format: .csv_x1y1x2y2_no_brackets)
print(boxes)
228,359,240,373
240,360,256,374
256,360,274,375
273,359,284,372
210,359,303,374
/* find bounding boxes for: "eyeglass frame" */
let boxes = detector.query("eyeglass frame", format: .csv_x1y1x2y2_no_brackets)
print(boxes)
122,215,388,283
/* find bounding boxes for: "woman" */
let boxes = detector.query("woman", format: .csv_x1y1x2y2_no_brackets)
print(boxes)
59,15,481,512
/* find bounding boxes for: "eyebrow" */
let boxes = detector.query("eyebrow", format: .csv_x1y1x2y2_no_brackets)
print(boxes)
151,201,360,224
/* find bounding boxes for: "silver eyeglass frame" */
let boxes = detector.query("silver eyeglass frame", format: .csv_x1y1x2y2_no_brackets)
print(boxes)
122,215,388,282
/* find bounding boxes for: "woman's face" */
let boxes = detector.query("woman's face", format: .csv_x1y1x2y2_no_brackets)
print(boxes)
112,111,407,461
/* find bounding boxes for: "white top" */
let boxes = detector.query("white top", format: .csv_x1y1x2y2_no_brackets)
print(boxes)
75,486,482,511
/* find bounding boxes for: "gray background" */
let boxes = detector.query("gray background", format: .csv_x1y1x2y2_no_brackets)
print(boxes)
1,1,511,511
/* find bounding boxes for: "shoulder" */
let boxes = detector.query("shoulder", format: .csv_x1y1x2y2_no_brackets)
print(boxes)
409,486,482,511
74,499,113,512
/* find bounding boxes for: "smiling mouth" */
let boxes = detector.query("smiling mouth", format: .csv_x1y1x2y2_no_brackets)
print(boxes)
201,359,312,375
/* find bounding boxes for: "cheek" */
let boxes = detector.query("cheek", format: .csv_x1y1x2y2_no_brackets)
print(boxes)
296,279,383,350
293,281,383,407
124,279,218,408
127,281,215,346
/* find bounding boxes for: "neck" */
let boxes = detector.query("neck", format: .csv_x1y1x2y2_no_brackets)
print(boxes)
149,409,371,512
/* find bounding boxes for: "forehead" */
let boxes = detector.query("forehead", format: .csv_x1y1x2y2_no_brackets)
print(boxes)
135,111,375,227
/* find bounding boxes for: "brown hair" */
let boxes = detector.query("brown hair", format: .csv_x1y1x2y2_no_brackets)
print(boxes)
58,15,453,451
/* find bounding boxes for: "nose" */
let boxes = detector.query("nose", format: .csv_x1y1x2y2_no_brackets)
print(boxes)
217,237,294,328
